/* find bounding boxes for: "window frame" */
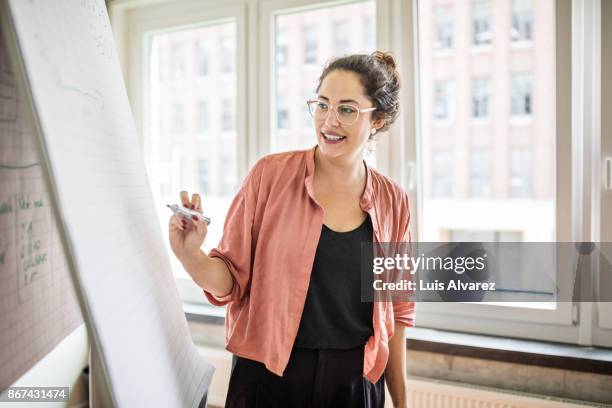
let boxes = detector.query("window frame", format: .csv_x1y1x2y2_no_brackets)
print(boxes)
405,0,583,344
589,0,611,347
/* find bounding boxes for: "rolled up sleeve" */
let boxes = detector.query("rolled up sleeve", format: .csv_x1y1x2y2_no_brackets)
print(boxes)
393,191,416,327
203,158,265,306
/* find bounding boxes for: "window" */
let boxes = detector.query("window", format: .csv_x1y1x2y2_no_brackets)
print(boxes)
195,101,208,133
416,0,562,339
172,103,184,133
171,45,186,78
195,42,208,77
277,93,289,129
272,1,376,153
511,0,533,42
276,28,288,67
472,0,492,45
221,37,235,73
364,15,375,51
472,77,491,118
302,90,313,129
334,20,350,56
222,99,234,131
431,150,453,197
433,80,453,121
469,147,492,198
140,19,239,286
220,157,236,196
511,73,533,116
198,159,209,195
510,147,532,197
433,6,453,50
303,25,318,64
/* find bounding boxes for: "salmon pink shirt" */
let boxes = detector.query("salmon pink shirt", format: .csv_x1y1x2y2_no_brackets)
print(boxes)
204,145,415,384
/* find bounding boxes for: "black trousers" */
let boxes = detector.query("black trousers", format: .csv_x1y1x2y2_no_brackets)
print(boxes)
225,345,385,408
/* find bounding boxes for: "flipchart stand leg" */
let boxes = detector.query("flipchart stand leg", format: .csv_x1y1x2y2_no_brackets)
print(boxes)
89,344,114,408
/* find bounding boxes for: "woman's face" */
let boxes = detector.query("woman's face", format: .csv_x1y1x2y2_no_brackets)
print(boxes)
314,69,382,162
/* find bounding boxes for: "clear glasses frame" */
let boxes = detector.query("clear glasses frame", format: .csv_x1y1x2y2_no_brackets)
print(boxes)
306,99,377,126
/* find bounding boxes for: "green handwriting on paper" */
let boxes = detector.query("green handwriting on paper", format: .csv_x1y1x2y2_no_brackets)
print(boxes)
0,200,11,214
18,197,30,210
23,253,47,272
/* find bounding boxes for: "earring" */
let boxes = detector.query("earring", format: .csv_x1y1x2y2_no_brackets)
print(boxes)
370,128,377,136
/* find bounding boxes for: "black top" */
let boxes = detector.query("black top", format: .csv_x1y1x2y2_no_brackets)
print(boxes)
294,214,374,349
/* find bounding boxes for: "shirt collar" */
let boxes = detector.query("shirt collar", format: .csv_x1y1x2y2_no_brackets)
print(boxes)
304,145,373,209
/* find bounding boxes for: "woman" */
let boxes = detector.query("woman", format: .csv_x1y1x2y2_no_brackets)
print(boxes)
169,51,415,408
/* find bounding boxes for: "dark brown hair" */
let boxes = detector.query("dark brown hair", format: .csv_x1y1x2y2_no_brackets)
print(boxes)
315,51,401,134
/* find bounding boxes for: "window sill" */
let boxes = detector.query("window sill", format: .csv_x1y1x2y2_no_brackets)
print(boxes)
471,45,493,53
510,40,534,49
433,49,454,58
406,327,612,375
184,301,226,325
184,302,612,375
509,116,533,126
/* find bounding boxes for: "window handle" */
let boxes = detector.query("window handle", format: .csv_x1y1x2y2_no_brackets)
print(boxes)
606,158,612,190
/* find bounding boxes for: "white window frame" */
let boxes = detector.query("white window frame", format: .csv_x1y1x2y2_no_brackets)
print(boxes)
588,0,612,348
109,0,611,347
404,0,584,344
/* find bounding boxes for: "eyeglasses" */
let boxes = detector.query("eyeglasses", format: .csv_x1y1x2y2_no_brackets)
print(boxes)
306,99,376,126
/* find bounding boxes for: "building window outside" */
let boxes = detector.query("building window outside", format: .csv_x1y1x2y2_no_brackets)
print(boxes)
171,45,186,79
303,25,318,64
364,15,375,51
472,0,492,45
433,80,453,121
510,147,532,197
195,42,208,77
470,147,492,197
276,28,288,67
221,158,235,196
198,159,209,195
511,0,533,42
221,37,235,73
432,150,453,197
511,73,533,116
195,101,207,133
277,93,289,129
434,6,454,50
172,103,185,133
303,91,313,129
472,77,491,118
222,99,233,131
334,20,350,56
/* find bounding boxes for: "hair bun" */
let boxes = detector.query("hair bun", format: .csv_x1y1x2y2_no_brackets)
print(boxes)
371,51,397,70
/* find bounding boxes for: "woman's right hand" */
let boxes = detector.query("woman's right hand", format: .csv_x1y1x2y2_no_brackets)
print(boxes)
169,191,208,261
